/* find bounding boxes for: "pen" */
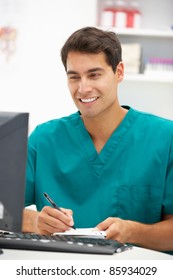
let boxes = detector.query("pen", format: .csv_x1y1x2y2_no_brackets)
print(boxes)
116,244,133,253
43,192,76,230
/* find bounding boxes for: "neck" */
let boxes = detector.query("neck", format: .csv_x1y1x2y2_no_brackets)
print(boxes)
81,105,128,153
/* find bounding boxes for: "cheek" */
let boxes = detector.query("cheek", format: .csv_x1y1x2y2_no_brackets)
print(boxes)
67,83,76,96
68,85,79,104
99,79,116,96
100,74,116,89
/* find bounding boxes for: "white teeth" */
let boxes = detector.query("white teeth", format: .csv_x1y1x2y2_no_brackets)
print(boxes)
80,97,97,103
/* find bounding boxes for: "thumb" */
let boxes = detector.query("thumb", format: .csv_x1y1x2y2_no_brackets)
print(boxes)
96,217,115,231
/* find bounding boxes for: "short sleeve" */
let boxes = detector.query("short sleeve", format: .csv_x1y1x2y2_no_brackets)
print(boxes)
163,133,173,214
24,127,38,207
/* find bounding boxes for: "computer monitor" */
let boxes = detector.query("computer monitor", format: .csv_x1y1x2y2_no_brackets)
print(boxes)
0,111,29,232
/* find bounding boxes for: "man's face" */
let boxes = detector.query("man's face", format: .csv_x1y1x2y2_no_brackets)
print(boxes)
66,51,124,120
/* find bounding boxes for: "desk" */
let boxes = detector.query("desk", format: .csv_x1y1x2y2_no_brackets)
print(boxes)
1,246,173,260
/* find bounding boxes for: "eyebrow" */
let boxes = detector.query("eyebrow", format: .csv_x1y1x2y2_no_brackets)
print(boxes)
67,67,104,75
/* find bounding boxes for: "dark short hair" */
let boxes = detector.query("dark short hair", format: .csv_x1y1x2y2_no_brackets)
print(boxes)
61,26,122,73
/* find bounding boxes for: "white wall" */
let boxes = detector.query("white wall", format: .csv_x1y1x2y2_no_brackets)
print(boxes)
119,81,173,121
1,0,173,135
1,0,96,133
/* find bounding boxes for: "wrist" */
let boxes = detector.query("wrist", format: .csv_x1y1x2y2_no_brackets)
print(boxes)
22,208,39,233
126,220,150,245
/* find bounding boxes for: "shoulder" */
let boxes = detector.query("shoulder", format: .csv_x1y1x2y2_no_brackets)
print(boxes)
133,108,173,132
29,112,80,137
126,107,173,148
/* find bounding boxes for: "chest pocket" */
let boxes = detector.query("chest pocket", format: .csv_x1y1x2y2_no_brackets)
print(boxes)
117,185,163,223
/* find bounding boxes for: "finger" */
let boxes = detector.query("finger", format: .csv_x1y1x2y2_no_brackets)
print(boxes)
96,217,115,231
60,207,73,217
105,223,119,240
60,207,74,224
38,206,73,232
104,219,125,242
45,206,74,227
36,215,72,235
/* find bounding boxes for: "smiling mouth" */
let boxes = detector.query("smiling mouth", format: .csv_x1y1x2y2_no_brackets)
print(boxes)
80,97,98,103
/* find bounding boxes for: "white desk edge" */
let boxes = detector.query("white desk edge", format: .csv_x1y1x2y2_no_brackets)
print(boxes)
0,246,173,260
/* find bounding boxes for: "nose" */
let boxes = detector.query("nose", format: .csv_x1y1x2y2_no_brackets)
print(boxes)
78,78,92,94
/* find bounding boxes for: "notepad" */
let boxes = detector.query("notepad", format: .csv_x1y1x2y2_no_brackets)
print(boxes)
53,228,106,238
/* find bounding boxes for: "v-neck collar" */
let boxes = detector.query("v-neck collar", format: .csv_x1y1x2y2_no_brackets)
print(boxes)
72,107,140,176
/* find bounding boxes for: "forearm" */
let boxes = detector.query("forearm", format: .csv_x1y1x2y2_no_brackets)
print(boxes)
129,218,173,251
98,215,173,252
22,208,39,233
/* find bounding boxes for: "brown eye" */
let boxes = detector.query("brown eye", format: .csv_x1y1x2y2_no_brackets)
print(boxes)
89,72,100,78
69,76,80,80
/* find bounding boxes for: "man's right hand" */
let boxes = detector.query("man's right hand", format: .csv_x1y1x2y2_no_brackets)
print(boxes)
22,207,74,235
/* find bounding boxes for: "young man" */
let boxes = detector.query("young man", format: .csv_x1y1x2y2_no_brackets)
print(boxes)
23,27,173,253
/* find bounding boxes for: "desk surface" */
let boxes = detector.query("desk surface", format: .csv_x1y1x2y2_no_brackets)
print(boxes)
1,246,173,260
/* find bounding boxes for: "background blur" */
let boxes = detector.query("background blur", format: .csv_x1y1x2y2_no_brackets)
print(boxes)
1,0,173,133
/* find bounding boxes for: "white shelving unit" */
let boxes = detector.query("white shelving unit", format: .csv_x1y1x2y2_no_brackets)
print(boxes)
96,0,173,81
112,27,173,38
125,73,173,84
102,27,173,83
96,0,173,120
114,27,173,82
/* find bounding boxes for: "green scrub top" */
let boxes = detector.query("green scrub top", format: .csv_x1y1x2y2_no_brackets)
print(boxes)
25,106,173,229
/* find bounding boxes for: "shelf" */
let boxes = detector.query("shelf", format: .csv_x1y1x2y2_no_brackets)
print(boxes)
100,27,173,38
124,73,173,83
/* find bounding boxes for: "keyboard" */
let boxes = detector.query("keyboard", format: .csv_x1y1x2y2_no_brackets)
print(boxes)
0,232,132,255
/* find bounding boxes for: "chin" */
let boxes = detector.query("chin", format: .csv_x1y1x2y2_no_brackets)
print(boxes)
81,112,98,119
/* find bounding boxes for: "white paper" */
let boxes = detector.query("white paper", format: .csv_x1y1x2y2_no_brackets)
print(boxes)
0,202,4,219
53,228,106,238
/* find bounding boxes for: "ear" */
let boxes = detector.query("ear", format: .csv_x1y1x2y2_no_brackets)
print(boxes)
116,62,124,82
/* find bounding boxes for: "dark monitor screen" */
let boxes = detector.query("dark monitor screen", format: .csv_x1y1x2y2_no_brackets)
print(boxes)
0,111,29,232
